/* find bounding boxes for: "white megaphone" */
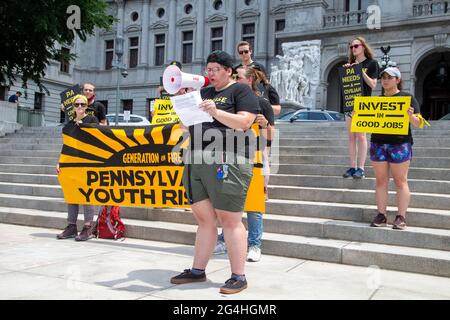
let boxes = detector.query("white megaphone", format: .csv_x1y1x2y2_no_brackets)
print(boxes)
162,65,210,94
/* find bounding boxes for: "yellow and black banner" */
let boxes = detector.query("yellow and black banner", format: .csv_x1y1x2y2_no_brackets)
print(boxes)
60,84,81,122
351,96,411,135
58,123,265,212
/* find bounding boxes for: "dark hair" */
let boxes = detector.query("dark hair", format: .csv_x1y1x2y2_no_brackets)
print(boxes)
237,40,252,52
16,91,22,95
397,78,403,91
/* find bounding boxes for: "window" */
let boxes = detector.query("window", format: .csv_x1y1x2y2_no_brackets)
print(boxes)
131,12,139,22
184,4,193,14
293,112,308,121
129,37,139,68
105,40,114,70
157,8,165,18
211,27,223,51
155,34,166,66
0,86,8,101
59,47,70,73
34,92,44,110
242,23,255,50
213,0,223,10
275,19,285,32
245,0,253,5
345,0,370,11
122,99,133,113
309,112,327,121
181,31,194,64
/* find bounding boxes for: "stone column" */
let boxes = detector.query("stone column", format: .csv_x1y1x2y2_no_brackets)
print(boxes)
140,0,150,66
194,0,206,63
257,0,269,65
226,0,236,55
116,0,124,37
167,0,177,62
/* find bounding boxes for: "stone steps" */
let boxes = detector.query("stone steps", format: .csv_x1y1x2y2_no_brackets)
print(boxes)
0,206,449,277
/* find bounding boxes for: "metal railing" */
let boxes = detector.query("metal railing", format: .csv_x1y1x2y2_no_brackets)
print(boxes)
413,0,449,17
323,10,368,28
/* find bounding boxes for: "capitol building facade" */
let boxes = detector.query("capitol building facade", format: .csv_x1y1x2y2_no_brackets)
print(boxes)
3,0,450,123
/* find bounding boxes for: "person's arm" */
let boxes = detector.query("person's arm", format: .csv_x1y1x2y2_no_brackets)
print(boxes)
272,104,281,115
199,100,256,130
362,70,377,89
408,107,421,128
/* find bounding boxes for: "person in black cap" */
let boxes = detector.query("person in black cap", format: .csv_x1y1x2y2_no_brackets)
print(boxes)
170,50,260,294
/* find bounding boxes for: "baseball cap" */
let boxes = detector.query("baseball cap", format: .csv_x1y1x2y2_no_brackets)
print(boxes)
380,67,401,79
169,60,182,70
206,50,234,69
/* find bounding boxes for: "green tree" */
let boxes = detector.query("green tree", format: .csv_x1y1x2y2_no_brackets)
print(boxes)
0,0,115,94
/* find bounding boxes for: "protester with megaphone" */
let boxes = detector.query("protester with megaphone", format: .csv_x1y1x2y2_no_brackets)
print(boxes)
170,50,260,295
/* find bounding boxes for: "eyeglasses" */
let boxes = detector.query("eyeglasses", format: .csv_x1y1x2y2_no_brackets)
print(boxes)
349,44,362,50
74,103,86,108
238,50,250,55
206,67,224,74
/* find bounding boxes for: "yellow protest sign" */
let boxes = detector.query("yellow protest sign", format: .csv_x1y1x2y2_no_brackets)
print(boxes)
57,123,265,213
351,96,411,135
151,99,180,125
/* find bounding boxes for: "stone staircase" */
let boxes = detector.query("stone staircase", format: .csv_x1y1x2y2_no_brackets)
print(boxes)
0,122,449,277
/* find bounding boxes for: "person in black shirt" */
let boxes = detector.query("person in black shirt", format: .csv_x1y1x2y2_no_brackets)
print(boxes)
343,37,379,179
213,66,274,262
235,40,267,77
82,82,107,125
8,91,22,104
56,95,99,241
369,68,422,231
170,50,259,295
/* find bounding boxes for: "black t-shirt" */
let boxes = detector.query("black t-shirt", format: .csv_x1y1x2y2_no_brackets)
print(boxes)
371,91,420,145
257,83,280,106
86,101,106,123
258,96,275,126
360,58,379,96
64,115,99,131
190,83,260,157
235,61,267,77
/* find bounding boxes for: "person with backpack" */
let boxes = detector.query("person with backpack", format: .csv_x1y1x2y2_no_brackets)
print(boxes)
56,95,98,241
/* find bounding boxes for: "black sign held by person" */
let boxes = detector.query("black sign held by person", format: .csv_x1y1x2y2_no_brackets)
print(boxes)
60,84,81,122
338,64,364,112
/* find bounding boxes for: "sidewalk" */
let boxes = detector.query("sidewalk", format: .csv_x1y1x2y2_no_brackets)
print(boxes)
1,223,449,300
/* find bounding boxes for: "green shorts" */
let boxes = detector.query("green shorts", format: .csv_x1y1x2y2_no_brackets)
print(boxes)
183,157,253,213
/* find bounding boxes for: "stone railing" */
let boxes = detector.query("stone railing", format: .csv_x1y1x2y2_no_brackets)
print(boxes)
413,0,449,17
0,101,18,123
323,10,368,28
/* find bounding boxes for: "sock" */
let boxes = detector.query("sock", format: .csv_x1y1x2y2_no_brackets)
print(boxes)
191,268,205,275
231,273,246,282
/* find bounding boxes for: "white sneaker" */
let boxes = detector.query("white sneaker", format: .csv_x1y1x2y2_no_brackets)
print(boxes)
247,246,261,262
213,241,227,255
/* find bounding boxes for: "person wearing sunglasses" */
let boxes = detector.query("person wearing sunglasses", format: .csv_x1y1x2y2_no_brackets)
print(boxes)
369,67,421,230
235,41,267,77
170,50,260,294
342,36,379,179
56,94,99,241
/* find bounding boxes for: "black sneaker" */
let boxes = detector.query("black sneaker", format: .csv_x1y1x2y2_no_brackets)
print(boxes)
370,213,387,227
56,224,77,240
353,168,365,179
170,269,206,284
220,277,248,294
75,224,95,241
343,167,356,178
392,215,407,230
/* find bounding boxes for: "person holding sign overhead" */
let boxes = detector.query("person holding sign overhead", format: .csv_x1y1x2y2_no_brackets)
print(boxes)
170,50,259,294
56,95,99,241
342,37,379,179
369,67,422,230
